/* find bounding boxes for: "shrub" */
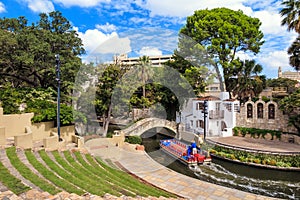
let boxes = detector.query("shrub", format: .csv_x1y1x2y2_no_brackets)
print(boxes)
267,159,277,166
211,145,300,168
125,136,142,144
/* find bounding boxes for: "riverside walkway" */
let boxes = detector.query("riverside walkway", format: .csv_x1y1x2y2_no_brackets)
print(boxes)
85,138,279,200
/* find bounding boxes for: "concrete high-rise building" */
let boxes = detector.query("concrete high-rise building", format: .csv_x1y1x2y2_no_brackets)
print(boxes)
278,66,300,82
113,54,173,67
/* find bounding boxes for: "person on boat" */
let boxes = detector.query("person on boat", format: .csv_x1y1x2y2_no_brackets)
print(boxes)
191,140,198,155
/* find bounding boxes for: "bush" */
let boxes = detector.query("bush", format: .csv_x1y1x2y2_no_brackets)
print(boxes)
233,127,282,139
125,136,142,144
211,145,300,168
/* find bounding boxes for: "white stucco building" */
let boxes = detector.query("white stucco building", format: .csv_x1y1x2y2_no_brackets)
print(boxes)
179,92,240,138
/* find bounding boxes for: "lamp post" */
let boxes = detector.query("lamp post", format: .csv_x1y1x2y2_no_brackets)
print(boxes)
55,54,61,141
176,110,181,140
203,100,208,140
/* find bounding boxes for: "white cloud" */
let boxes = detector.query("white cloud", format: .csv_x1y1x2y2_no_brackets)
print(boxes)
54,0,110,7
258,50,290,72
138,47,162,56
143,0,249,17
235,51,253,61
75,27,131,60
95,22,117,33
252,10,286,35
0,2,6,13
21,0,54,13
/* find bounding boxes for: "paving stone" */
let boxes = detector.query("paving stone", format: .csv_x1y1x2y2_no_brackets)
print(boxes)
86,138,281,200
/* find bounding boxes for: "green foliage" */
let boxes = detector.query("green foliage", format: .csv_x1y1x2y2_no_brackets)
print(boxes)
0,86,86,125
279,88,300,134
233,127,283,139
266,78,298,95
179,7,264,93
211,145,300,168
125,135,142,145
0,12,84,98
227,59,266,102
280,0,300,71
261,96,270,103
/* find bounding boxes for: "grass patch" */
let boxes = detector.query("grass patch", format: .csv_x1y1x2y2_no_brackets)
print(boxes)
6,147,61,195
0,160,30,195
62,151,143,197
24,150,84,195
75,151,176,198
51,150,124,196
38,150,122,196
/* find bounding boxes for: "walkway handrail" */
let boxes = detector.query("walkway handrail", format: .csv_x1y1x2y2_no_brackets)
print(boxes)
121,117,177,136
206,138,300,155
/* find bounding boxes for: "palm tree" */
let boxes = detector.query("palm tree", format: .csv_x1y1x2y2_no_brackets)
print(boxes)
287,35,300,71
228,59,266,102
280,0,300,33
137,56,153,108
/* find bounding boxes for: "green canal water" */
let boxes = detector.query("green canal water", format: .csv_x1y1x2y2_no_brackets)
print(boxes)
141,131,300,200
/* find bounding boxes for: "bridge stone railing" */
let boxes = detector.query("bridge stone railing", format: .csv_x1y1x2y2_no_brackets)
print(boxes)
122,117,177,136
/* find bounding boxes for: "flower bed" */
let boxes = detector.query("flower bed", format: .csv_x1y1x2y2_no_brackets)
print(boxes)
209,146,300,169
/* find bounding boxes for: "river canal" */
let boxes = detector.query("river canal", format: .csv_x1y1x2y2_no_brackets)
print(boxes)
141,131,300,200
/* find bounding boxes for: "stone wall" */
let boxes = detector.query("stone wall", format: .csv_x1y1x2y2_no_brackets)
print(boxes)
236,99,298,134
0,107,34,137
31,121,55,141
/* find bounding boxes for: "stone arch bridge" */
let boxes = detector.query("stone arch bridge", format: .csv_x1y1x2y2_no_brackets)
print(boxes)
121,118,177,137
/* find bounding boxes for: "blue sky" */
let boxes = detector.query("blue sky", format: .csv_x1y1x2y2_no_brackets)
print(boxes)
0,0,298,78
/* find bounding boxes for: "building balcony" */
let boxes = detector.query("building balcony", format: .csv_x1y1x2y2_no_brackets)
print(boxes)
209,110,224,119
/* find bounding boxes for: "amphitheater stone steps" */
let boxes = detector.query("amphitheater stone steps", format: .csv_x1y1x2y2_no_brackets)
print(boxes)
16,149,61,191
0,147,181,200
0,148,39,191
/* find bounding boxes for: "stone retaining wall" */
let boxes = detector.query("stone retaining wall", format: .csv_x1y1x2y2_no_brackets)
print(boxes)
236,99,298,134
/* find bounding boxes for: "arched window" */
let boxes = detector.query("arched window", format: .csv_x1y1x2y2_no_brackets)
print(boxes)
257,103,264,119
268,104,275,119
247,104,253,118
200,120,204,128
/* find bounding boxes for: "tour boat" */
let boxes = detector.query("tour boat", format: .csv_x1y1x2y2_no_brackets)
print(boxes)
159,138,211,167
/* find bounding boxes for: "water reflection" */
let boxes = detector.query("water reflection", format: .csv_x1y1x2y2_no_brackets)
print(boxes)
142,133,300,200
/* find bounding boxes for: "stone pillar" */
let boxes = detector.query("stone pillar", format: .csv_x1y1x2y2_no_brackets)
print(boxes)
0,127,5,145
0,107,3,127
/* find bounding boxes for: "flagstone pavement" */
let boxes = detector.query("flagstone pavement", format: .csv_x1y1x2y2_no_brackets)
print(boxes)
85,138,281,200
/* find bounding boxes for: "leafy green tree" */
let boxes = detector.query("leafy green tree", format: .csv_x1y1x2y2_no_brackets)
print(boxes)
179,8,264,93
279,89,300,134
227,59,266,102
167,36,213,95
287,36,300,71
280,0,300,33
94,64,129,136
0,85,84,125
266,77,298,94
137,56,154,108
0,11,85,101
280,0,300,71
183,66,214,95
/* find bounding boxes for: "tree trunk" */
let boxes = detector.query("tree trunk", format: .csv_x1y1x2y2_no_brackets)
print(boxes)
213,63,225,92
142,66,145,109
103,102,112,137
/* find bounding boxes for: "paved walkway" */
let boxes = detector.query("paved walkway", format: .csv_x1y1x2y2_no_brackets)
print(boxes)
208,136,300,153
85,138,279,200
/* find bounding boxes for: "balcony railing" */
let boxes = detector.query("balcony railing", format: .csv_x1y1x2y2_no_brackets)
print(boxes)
209,110,224,119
